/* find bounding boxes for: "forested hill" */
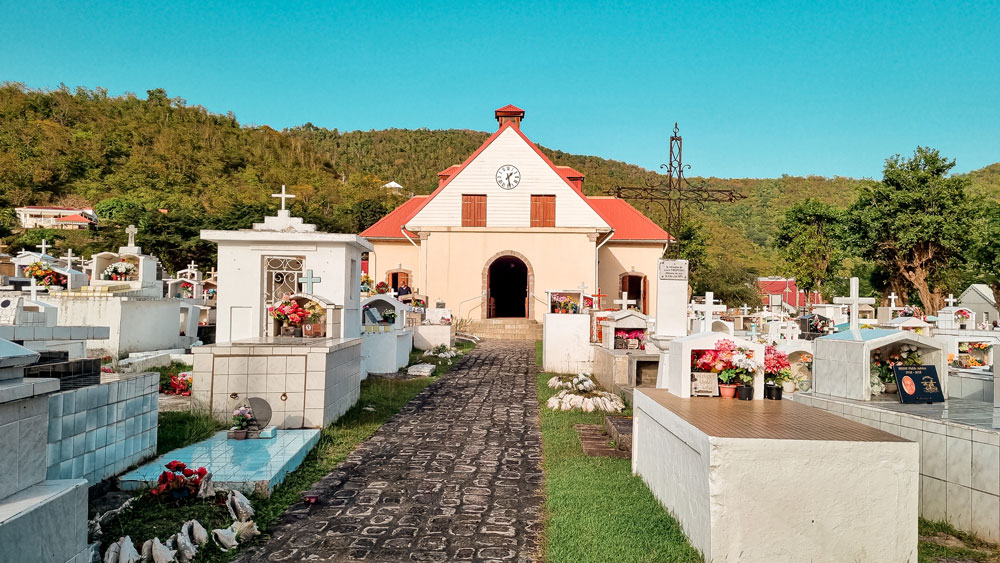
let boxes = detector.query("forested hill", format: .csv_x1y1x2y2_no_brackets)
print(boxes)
1,84,998,276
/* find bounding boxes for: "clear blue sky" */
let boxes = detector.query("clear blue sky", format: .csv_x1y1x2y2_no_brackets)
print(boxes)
2,1,998,179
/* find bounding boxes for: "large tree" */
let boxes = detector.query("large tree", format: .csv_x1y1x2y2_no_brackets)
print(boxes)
844,147,973,314
968,201,1000,309
776,199,842,303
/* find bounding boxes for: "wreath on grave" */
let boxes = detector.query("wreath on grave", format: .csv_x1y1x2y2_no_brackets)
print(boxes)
375,281,390,294
24,261,66,287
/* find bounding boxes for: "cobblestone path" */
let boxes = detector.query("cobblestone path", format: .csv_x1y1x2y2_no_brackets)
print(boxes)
238,341,544,562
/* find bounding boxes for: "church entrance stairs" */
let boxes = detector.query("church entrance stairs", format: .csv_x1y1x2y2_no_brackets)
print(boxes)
465,318,543,341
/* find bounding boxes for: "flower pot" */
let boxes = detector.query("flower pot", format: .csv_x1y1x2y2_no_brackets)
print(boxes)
782,380,796,393
719,384,738,399
764,384,783,400
960,324,968,330
232,429,247,440
884,382,898,394
737,385,754,400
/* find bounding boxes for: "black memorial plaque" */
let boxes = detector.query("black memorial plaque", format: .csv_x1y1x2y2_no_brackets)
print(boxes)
892,365,945,404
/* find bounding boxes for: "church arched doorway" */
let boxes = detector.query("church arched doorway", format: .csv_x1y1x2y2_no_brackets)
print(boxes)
486,255,529,318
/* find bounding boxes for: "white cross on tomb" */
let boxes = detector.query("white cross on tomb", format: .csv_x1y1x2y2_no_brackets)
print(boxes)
833,277,876,331
271,185,296,210
945,294,957,308
888,291,899,308
187,261,198,272
61,249,77,291
28,277,39,301
614,291,637,311
298,269,322,294
691,292,727,332
739,304,750,316
125,224,138,247
36,238,51,256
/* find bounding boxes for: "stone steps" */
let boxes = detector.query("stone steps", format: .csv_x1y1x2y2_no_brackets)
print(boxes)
465,319,543,341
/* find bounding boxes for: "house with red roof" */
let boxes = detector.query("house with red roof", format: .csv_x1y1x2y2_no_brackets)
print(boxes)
361,105,670,323
15,206,97,229
757,276,824,310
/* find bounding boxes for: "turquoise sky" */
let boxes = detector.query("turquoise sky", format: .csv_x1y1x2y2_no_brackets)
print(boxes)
1,1,998,179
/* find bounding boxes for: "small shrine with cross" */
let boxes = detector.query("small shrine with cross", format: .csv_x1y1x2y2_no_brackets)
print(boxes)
193,187,373,429
810,278,948,401
90,225,162,297
936,293,978,330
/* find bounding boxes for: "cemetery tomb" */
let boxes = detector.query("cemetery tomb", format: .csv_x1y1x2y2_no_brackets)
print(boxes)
655,332,766,401
412,306,456,351
591,306,659,398
360,294,413,375
0,338,92,563
119,427,320,497
542,311,595,375
195,194,366,429
810,329,947,401
632,388,918,562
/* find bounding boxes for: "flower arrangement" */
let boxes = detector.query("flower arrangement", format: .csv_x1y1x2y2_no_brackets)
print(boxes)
103,260,136,281
268,295,320,326
164,372,193,396
763,346,792,384
180,281,194,298
893,306,923,319
615,329,645,341
583,296,594,309
382,309,397,324
23,261,66,287
150,460,208,499
552,294,578,313
800,353,814,371
360,273,373,292
871,345,922,384
691,339,762,385
966,341,991,352
412,298,427,308
956,309,972,321
232,406,253,429
375,281,389,294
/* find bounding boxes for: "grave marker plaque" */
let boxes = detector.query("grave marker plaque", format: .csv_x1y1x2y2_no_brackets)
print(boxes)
691,372,719,397
892,365,945,404
658,259,689,281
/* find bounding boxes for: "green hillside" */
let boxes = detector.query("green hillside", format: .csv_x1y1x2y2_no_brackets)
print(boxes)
1,83,997,282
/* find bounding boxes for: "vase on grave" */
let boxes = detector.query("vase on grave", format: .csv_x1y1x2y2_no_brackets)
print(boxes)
782,380,796,393
884,382,898,394
719,384,738,399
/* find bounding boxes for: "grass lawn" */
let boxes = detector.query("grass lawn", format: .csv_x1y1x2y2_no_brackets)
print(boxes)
100,354,470,561
918,519,1000,562
536,342,703,562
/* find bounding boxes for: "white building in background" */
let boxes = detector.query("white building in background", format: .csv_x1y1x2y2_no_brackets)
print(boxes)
960,284,1000,326
14,206,97,229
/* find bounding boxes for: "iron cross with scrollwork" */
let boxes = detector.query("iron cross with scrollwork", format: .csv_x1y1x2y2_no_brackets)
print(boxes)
606,123,745,257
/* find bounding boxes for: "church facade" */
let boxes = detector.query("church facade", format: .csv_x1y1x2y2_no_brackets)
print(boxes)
361,105,670,323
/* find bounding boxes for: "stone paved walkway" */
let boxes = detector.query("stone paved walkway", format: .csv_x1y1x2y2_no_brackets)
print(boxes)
237,341,544,563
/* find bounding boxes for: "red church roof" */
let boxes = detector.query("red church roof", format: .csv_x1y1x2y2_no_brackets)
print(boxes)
584,197,671,241
360,196,428,239
494,104,524,114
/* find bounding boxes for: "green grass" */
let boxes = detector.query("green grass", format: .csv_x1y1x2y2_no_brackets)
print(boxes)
102,375,439,561
407,340,476,377
537,370,703,563
156,411,228,456
918,519,1000,562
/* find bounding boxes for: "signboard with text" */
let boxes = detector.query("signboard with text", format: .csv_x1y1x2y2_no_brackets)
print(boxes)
892,365,945,404
658,259,689,281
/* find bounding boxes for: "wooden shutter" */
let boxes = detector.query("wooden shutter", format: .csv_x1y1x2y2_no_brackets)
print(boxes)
642,276,649,314
462,195,487,227
531,195,555,227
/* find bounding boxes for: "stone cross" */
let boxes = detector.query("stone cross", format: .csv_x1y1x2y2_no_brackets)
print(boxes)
125,224,138,248
691,292,727,333
28,277,39,301
36,238,51,256
614,291,636,311
61,249,77,291
739,304,750,316
833,277,876,331
298,269,322,294
208,267,217,279
271,185,296,210
945,294,957,308
888,291,898,308
187,260,198,272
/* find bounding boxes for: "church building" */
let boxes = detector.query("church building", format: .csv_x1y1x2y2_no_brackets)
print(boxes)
361,105,670,323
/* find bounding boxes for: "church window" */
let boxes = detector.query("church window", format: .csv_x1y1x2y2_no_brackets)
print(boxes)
530,195,556,227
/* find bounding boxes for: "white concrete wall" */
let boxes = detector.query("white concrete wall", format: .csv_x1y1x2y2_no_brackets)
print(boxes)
361,329,413,375
47,296,182,357
542,313,594,374
412,325,455,350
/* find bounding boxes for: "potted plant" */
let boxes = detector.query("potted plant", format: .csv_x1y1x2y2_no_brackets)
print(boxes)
736,370,755,400
764,346,791,399
956,309,971,329
231,405,252,440
718,369,739,399
102,260,136,281
382,309,397,325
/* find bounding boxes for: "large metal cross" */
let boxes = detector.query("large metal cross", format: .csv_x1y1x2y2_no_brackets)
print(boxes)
606,123,745,257
271,185,296,210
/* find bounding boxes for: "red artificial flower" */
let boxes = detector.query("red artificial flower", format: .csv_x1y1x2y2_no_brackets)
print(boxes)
165,460,186,472
197,467,208,477
183,468,195,477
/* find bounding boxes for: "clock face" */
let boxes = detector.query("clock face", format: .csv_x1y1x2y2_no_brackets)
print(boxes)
496,165,521,190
